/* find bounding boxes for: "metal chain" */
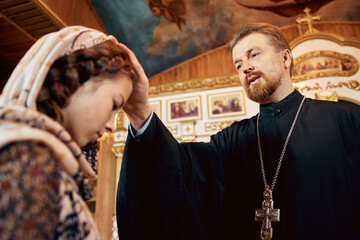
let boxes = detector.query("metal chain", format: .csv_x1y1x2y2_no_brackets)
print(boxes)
256,96,306,191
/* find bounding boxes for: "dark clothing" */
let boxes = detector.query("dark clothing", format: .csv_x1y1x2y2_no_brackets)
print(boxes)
116,90,360,240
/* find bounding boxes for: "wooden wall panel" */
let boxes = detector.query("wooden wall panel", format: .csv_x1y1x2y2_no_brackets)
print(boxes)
149,44,236,86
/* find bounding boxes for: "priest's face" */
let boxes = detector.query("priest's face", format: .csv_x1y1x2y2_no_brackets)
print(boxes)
61,73,133,147
232,33,289,104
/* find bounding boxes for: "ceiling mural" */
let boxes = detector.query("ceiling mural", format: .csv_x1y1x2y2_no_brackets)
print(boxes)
90,0,360,77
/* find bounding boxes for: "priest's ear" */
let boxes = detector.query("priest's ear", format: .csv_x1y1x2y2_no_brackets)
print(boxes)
282,49,292,72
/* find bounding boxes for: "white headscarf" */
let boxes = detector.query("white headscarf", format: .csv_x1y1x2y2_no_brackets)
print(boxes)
0,26,110,109
0,26,114,179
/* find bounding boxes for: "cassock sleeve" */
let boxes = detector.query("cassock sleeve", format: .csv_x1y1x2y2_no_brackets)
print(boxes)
116,113,236,240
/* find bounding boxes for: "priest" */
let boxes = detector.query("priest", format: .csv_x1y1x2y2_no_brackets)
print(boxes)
115,23,360,240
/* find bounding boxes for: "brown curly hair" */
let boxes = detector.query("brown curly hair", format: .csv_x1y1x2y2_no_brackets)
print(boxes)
36,40,137,122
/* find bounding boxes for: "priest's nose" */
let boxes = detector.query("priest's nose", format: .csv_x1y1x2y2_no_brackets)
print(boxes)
243,60,254,74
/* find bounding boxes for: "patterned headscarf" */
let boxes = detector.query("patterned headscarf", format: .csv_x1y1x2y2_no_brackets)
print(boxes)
0,26,114,180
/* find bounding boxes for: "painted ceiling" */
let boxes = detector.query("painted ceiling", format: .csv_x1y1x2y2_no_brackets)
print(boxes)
90,0,360,78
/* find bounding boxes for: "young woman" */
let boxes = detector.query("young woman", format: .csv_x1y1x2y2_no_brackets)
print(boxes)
0,26,137,239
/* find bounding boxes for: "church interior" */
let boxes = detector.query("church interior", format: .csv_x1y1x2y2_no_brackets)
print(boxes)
0,0,359,239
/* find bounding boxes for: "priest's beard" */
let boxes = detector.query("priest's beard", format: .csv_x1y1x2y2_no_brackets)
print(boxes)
243,72,281,104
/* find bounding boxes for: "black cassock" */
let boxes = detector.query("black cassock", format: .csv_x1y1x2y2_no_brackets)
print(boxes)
116,90,360,240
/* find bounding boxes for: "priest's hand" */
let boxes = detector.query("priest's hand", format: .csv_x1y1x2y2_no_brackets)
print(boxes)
110,36,152,130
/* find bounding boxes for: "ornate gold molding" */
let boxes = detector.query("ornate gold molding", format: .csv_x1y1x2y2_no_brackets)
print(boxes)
111,144,125,158
326,80,360,91
295,83,322,93
295,80,360,93
292,50,359,82
338,96,360,105
113,110,127,159
290,32,360,49
205,120,236,132
167,125,178,135
149,74,240,97
315,91,338,102
115,110,127,131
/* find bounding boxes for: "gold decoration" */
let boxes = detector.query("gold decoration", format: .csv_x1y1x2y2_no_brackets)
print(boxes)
100,132,113,145
326,80,360,91
337,96,360,106
114,131,126,143
115,110,127,131
292,51,359,82
174,133,214,142
167,125,178,135
315,91,338,102
295,80,360,96
181,120,196,136
295,83,322,93
111,144,125,157
112,110,127,159
205,120,236,132
180,138,197,143
296,7,321,35
149,74,240,97
290,31,360,50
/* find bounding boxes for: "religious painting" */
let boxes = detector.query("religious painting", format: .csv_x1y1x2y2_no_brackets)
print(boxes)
91,0,360,79
167,96,201,123
149,100,162,119
292,51,359,82
208,90,246,119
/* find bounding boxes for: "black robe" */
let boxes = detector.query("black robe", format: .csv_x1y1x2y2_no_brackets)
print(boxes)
116,90,360,240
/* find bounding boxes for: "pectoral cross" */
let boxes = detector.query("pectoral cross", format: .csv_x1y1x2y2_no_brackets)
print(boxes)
255,189,280,240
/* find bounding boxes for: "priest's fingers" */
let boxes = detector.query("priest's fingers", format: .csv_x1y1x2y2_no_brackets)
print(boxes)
108,36,152,129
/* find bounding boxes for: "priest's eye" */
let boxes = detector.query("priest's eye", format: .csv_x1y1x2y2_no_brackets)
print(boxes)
251,53,258,58
236,64,242,70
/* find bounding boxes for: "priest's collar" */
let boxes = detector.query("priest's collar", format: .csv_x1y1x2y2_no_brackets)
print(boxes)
259,90,305,117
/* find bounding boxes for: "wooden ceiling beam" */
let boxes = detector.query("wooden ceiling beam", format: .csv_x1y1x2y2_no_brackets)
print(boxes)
19,14,47,27
0,0,28,9
0,0,108,89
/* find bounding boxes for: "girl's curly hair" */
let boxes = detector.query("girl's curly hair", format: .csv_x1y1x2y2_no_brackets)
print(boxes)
36,40,137,122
